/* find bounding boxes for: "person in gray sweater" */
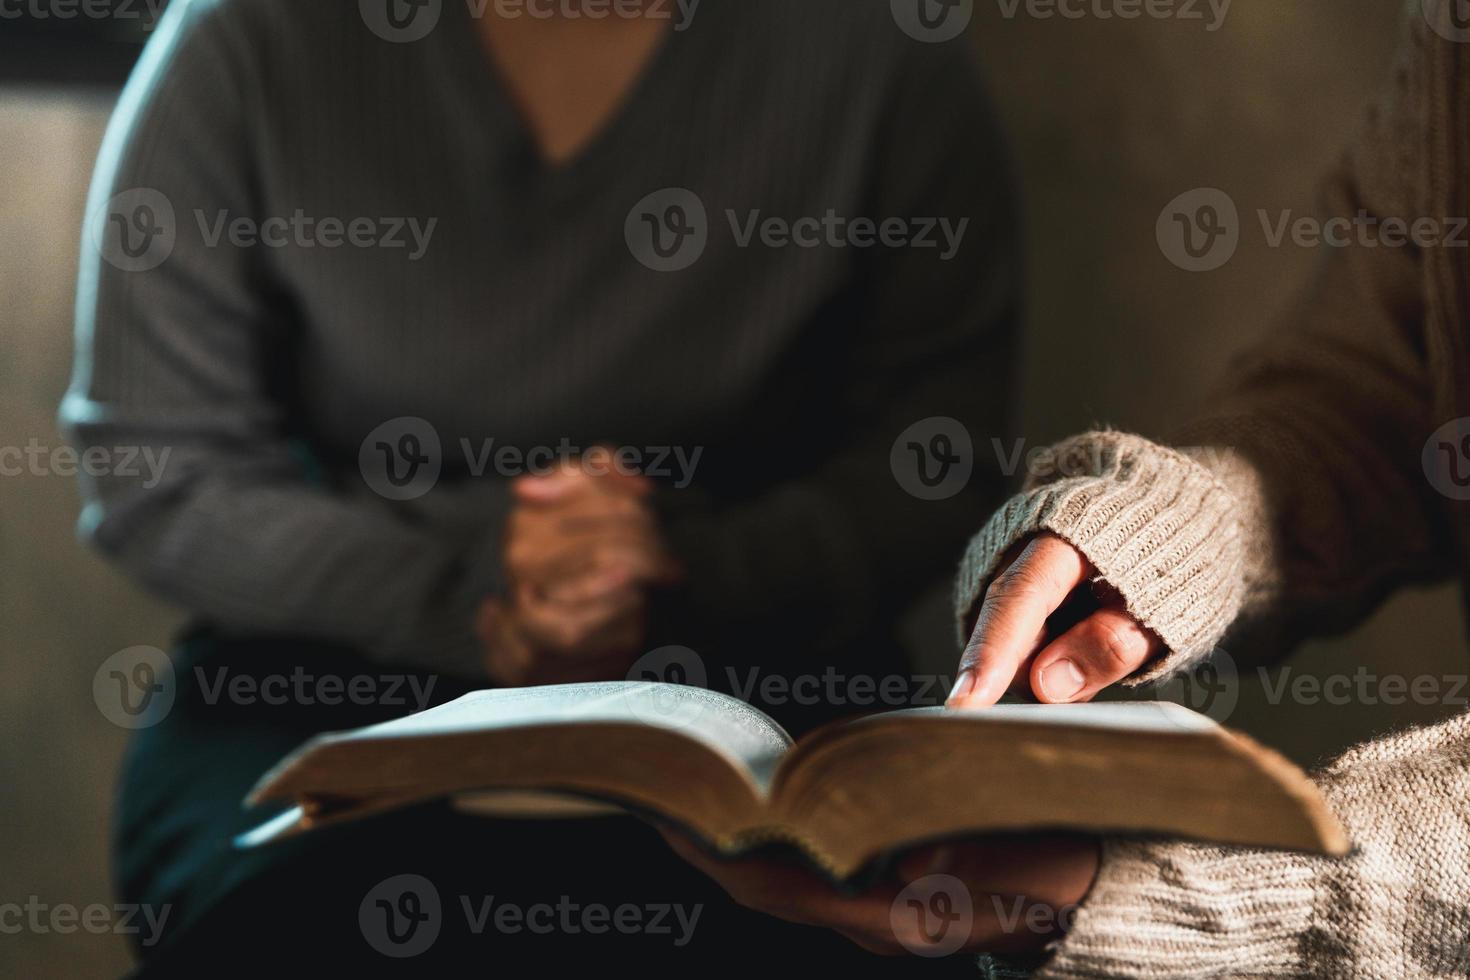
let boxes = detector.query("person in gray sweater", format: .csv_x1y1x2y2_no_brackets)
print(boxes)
62,0,1020,971
673,4,1470,977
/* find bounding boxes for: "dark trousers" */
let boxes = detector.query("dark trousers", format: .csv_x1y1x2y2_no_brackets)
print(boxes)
113,630,984,978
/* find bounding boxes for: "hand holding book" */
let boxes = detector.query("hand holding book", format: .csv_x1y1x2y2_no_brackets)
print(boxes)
663,828,1099,958
664,529,1248,959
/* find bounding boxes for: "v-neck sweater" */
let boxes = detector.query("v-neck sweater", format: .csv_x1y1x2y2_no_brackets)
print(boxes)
64,0,1020,678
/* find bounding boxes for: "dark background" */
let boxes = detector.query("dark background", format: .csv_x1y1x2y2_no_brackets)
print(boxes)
4,2,1463,974
0,1,157,84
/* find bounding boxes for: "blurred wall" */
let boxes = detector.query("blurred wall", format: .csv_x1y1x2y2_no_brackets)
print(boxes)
1,3,1459,975
1,92,175,978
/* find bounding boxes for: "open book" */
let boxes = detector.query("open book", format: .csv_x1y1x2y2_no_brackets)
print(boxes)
242,681,1349,879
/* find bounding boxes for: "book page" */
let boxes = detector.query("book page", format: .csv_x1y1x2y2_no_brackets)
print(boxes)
334,681,795,783
879,700,1218,733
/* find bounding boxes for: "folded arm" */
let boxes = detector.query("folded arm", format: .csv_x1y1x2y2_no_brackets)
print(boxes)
63,2,502,677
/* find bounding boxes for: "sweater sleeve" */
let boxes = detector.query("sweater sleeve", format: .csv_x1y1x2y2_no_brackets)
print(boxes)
954,6,1457,679
1036,710,1470,979
61,0,502,677
953,431,1256,678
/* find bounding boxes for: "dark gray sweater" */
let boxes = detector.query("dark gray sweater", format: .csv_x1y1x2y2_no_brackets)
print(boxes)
64,0,1019,685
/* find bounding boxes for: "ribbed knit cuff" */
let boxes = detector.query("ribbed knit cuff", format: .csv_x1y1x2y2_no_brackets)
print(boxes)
953,431,1250,680
1036,839,1317,980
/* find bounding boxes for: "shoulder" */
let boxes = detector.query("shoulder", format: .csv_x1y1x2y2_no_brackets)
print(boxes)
141,0,367,71
124,0,399,130
156,0,354,31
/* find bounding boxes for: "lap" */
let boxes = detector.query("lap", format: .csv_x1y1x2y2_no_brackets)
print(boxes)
114,630,965,976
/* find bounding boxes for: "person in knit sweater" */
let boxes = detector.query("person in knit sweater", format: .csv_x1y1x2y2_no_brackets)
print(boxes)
670,3,1470,976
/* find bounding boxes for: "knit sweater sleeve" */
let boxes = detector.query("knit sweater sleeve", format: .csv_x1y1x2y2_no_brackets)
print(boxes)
954,4,1457,680
953,431,1258,680
1036,710,1470,979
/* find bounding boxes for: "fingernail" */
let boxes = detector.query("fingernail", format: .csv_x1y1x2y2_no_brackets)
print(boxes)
947,670,976,706
1039,659,1086,702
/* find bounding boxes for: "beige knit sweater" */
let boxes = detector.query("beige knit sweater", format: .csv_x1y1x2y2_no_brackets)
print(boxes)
955,6,1470,978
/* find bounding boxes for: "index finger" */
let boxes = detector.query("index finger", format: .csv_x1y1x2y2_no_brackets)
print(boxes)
946,533,1091,709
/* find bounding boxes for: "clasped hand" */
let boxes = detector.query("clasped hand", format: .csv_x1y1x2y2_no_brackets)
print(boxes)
477,452,682,686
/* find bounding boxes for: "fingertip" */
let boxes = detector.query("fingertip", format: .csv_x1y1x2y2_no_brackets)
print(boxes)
947,667,1010,709
973,670,1011,708
513,475,560,501
945,669,977,708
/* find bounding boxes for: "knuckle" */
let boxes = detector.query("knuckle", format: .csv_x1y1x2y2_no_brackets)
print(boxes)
1088,617,1142,674
986,564,1034,600
989,552,1066,605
